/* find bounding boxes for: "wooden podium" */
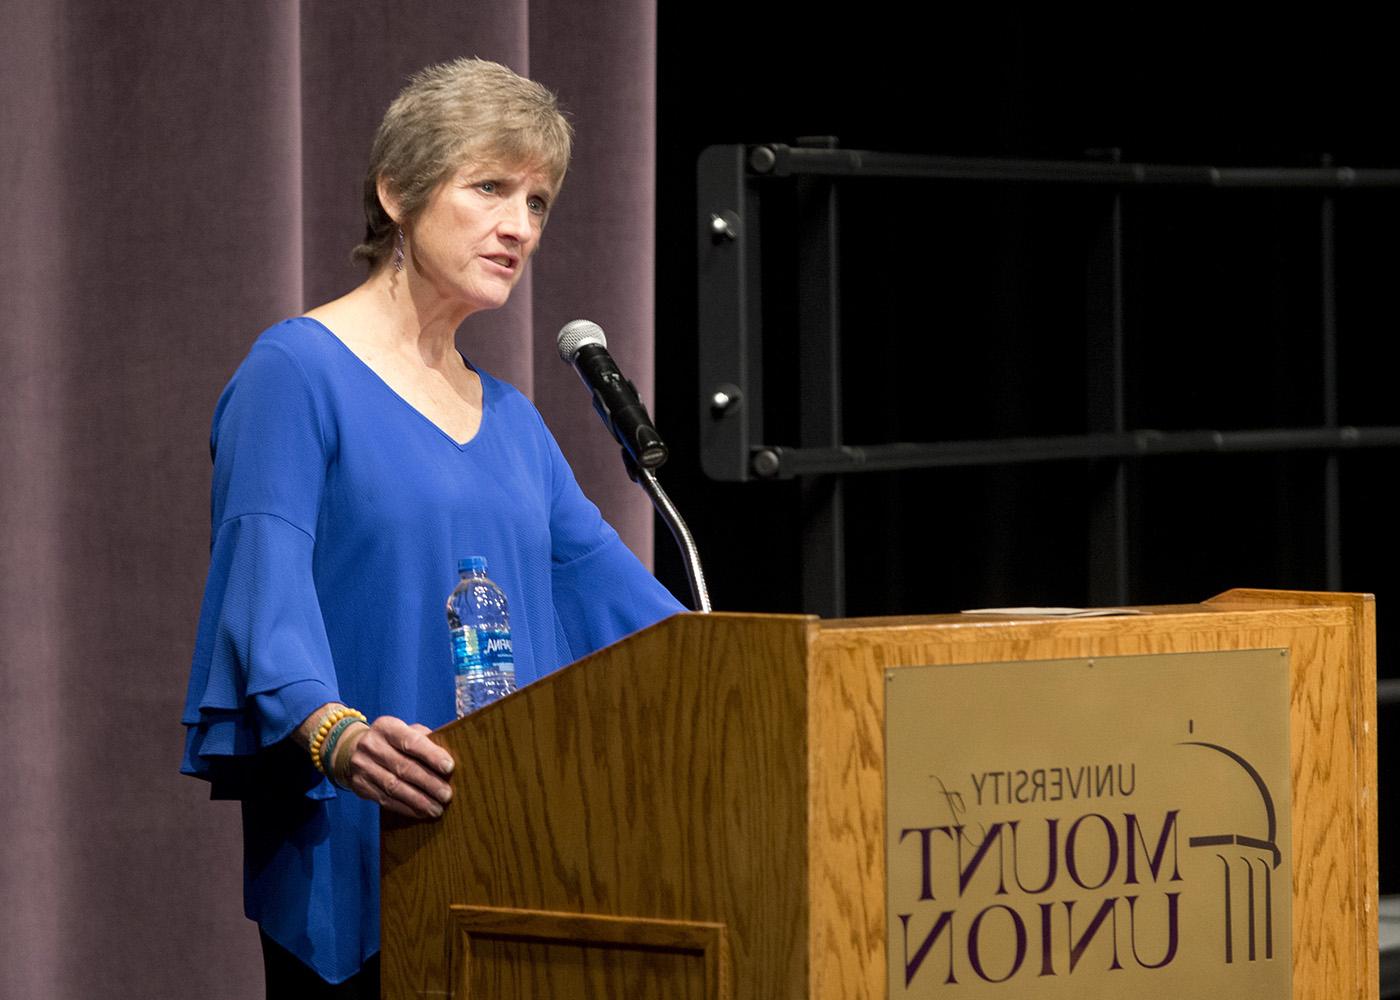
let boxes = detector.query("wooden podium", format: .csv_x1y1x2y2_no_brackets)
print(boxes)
381,589,1377,999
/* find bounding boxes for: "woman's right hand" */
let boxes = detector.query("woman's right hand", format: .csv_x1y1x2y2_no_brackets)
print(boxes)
333,716,455,820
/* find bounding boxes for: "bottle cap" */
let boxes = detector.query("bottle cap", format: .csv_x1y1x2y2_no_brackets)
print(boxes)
458,556,488,574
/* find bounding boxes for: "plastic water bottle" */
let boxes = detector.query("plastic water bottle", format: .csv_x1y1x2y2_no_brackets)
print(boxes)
446,557,516,716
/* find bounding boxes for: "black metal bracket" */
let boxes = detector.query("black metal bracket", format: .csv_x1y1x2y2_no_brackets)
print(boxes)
694,142,1400,615
746,425,1400,479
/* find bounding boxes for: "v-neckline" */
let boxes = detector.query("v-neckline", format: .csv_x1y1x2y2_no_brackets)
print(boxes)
298,316,487,450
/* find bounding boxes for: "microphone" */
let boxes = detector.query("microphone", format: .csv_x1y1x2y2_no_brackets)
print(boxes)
557,319,668,470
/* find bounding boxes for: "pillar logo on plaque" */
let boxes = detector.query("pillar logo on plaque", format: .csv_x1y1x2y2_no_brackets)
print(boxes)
885,649,1292,998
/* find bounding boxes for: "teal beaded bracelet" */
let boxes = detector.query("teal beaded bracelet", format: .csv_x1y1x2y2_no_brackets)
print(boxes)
320,716,365,787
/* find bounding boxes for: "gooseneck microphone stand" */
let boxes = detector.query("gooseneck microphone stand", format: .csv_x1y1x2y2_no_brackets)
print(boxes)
621,450,711,612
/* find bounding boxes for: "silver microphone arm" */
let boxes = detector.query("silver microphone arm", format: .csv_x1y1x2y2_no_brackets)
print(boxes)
635,466,711,612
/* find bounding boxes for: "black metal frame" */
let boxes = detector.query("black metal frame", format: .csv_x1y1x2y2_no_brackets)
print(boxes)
697,142,1400,617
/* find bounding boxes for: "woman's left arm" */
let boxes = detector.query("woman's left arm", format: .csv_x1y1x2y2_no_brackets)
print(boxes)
293,704,455,819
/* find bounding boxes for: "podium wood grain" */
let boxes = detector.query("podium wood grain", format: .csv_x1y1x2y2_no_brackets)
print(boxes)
382,612,813,999
382,590,1377,999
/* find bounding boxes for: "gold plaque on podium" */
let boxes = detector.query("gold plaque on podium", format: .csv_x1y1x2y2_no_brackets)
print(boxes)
886,649,1292,998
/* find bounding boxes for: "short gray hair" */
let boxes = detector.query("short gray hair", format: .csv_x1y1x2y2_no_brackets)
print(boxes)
353,58,574,267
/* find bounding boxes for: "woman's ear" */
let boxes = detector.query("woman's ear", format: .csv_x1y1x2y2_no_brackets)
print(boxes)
376,176,403,224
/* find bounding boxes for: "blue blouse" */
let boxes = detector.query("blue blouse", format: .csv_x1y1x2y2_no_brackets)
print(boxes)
180,317,682,983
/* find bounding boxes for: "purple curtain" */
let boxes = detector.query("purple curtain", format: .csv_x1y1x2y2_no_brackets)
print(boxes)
0,2,657,996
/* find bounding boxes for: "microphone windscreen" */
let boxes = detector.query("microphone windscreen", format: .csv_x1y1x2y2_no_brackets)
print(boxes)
557,319,607,362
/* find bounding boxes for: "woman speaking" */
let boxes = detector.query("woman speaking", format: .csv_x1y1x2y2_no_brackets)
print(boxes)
180,58,681,996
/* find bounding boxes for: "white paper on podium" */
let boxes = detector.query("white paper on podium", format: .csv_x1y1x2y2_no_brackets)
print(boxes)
959,606,1148,617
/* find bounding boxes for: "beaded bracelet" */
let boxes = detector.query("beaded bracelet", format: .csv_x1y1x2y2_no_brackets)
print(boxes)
309,706,367,775
320,716,367,787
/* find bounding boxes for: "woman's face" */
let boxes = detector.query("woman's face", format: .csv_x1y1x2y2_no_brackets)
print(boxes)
402,158,558,316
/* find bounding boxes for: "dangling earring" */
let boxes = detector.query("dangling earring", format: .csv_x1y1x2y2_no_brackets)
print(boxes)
392,226,405,273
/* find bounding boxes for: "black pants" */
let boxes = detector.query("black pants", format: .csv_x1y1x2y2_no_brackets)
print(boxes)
260,930,380,999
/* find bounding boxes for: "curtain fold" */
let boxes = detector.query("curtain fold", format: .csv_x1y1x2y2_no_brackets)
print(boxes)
527,0,660,507
0,3,658,996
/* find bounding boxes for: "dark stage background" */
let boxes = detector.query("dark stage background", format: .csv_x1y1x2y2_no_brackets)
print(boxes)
651,12,1397,894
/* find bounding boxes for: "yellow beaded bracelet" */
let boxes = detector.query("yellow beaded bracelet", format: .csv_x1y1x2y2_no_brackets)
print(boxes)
309,706,367,775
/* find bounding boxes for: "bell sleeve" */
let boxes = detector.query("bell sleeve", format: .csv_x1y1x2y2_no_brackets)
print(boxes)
180,340,340,800
541,415,685,663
